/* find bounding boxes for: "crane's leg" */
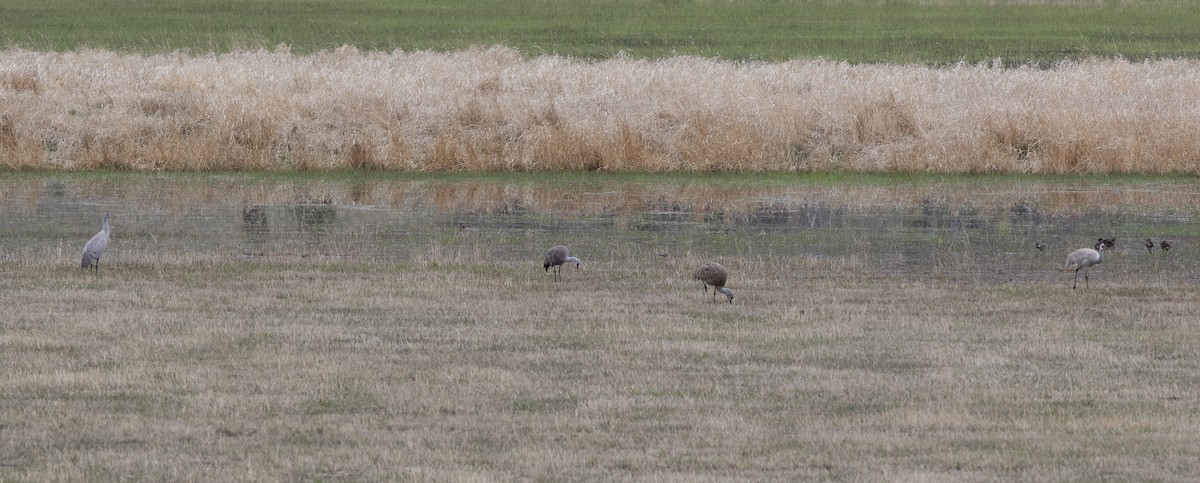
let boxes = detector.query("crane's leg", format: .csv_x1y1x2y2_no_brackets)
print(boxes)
1073,269,1079,289
1084,270,1089,289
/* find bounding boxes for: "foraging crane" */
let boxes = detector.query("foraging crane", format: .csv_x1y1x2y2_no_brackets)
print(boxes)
692,262,734,304
1065,242,1104,289
81,213,110,272
543,245,582,282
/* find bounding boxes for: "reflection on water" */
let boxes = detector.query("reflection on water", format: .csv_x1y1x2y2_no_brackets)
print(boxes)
2,175,1197,285
241,204,269,257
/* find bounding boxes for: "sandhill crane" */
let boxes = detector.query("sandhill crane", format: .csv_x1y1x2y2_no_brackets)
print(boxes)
1065,243,1104,289
1161,240,1171,251
543,245,581,282
1145,238,1155,253
1035,241,1046,251
692,262,734,304
81,213,110,272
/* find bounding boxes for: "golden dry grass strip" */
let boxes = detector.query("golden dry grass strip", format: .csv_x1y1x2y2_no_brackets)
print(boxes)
4,46,1200,173
2,254,1200,480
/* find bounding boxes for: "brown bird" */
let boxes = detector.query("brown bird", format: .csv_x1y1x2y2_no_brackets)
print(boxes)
543,245,582,282
1160,240,1171,251
1098,237,1115,248
692,262,734,304
1066,243,1104,289
1145,238,1155,253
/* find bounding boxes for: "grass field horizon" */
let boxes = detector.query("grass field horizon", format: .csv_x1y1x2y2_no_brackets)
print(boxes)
4,0,1200,64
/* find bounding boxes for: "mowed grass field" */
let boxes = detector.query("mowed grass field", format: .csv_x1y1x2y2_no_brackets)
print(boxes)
2,0,1200,63
3,253,1200,480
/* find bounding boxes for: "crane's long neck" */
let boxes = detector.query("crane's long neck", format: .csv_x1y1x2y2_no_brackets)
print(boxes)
102,213,110,234
565,256,581,267
716,287,734,303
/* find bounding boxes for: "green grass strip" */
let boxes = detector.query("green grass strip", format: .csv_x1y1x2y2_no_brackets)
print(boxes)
3,0,1200,63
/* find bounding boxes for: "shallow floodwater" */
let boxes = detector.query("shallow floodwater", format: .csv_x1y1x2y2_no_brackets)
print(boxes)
2,174,1197,285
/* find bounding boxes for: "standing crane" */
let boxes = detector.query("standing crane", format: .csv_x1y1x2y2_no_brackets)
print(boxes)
81,213,110,272
1065,243,1104,289
543,245,582,282
692,262,734,304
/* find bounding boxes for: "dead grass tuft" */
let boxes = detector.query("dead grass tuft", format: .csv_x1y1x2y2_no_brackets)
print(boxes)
0,67,38,93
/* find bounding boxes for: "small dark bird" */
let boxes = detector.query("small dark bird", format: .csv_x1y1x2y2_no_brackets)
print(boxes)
1035,241,1046,251
692,262,734,304
543,245,582,282
81,213,110,272
1066,243,1104,289
1098,237,1115,248
1161,240,1171,251
1145,239,1155,253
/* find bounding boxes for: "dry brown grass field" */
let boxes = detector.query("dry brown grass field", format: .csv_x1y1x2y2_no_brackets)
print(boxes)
3,252,1200,480
4,172,1200,479
4,46,1200,173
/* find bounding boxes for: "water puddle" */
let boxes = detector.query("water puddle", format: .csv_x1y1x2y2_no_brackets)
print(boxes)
2,175,1197,285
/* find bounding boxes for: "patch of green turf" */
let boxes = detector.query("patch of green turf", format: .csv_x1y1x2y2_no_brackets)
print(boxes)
2,0,1199,63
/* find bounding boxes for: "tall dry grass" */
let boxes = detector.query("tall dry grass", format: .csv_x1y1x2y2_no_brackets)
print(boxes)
3,45,1200,173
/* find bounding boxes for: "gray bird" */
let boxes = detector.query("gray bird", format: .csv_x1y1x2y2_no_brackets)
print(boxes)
1065,243,1104,289
81,213,110,272
543,245,582,282
692,262,734,304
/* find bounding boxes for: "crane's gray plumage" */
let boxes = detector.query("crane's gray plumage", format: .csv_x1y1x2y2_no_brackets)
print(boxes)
81,213,110,271
543,245,581,282
692,262,733,304
1065,243,1103,289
